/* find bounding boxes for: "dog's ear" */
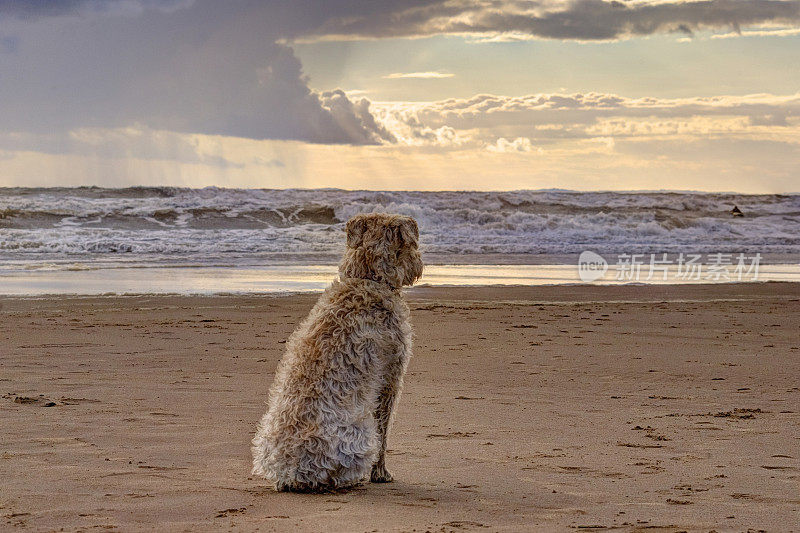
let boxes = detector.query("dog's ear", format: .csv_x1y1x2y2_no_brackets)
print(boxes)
346,215,368,248
397,217,419,248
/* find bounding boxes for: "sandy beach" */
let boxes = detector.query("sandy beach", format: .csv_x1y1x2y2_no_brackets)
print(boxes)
1,283,799,532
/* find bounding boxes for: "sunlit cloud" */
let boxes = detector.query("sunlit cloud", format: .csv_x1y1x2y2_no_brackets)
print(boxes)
369,91,800,149
307,0,800,42
486,137,538,153
383,71,455,79
710,26,800,37
2,129,796,193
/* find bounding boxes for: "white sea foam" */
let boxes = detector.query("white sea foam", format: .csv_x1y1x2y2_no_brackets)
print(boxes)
1,188,798,265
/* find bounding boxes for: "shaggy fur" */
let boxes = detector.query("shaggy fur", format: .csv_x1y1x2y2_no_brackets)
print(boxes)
251,213,423,492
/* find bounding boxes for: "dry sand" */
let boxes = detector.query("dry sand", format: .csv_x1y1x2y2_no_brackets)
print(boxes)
1,284,799,532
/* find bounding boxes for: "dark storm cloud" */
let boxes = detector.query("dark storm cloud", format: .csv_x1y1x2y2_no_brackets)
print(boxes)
306,0,800,42
0,0,194,19
0,0,404,144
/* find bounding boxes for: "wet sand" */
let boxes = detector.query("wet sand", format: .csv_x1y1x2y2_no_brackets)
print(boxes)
1,283,799,531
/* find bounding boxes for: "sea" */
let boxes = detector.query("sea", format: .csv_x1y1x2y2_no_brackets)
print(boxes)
1,187,799,295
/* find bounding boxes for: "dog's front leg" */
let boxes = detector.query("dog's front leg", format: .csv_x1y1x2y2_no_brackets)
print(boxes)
370,346,409,483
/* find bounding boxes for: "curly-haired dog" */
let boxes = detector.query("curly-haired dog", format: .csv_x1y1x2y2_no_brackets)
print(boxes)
251,213,423,492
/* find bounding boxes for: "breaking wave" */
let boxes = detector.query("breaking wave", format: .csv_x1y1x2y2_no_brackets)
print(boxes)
1,187,799,262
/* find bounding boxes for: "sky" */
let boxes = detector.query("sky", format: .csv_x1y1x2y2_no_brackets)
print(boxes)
0,0,799,192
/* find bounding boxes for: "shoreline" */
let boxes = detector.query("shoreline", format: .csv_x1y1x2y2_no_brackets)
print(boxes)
1,263,799,296
2,280,800,300
2,284,799,531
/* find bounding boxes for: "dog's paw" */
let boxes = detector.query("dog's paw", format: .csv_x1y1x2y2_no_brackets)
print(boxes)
370,465,394,483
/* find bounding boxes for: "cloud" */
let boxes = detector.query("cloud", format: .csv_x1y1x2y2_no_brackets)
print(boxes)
709,25,800,37
383,71,455,79
18,0,800,44
368,91,800,150
0,0,195,20
304,0,800,42
0,0,394,145
319,89,396,144
2,131,797,192
253,157,285,168
2,0,800,163
0,126,250,168
486,137,536,152
375,91,800,127
0,35,18,52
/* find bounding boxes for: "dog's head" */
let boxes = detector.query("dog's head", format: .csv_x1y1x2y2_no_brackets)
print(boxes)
339,213,423,288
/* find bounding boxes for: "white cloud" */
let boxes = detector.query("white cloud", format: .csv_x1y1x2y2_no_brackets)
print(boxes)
371,92,800,143
486,137,537,153
318,90,396,144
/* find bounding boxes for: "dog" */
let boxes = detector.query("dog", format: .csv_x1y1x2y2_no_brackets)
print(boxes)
251,213,423,492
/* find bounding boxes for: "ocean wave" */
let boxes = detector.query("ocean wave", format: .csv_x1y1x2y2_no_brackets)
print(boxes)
1,187,799,258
